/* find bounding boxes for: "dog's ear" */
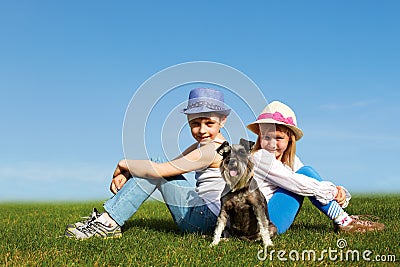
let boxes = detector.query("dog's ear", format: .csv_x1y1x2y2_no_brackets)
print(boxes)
239,138,255,152
217,141,231,158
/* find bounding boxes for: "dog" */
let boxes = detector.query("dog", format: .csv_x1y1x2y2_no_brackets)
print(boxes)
210,138,276,248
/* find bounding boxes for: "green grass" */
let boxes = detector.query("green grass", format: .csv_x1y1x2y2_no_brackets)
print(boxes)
1,195,399,266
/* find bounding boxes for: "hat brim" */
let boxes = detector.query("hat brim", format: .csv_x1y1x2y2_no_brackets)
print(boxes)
182,107,231,116
247,119,303,140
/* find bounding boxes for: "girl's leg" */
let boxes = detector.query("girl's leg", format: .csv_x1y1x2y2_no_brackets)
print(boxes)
297,166,347,221
158,175,217,234
104,177,160,226
268,166,344,234
267,188,304,234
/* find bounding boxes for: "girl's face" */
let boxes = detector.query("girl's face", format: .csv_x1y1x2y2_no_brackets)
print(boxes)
188,114,226,145
259,124,290,160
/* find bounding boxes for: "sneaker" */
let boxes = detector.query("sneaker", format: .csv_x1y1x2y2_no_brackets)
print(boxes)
65,218,122,239
335,215,385,233
66,208,101,230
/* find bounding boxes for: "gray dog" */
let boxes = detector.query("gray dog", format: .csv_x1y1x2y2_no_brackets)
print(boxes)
211,139,276,248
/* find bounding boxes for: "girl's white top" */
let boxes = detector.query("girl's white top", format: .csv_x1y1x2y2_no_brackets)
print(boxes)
252,149,351,207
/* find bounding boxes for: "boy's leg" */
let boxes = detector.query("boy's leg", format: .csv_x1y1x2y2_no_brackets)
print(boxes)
267,188,304,234
104,177,159,226
65,177,158,239
158,175,217,234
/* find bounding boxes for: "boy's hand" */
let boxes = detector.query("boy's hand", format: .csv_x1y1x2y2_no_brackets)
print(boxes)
334,186,346,206
110,174,128,194
110,160,131,194
113,159,129,178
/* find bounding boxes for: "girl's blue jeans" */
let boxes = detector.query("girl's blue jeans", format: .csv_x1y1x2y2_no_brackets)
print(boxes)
268,166,337,234
103,174,217,234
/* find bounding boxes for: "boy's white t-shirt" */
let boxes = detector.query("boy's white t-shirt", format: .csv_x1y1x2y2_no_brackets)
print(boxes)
190,138,226,216
194,167,226,216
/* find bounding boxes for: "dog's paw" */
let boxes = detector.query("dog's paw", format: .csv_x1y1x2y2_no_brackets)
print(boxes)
264,240,274,247
209,240,219,247
210,239,220,248
268,223,278,238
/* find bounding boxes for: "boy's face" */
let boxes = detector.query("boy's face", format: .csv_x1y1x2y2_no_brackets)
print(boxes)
187,114,226,145
259,124,290,160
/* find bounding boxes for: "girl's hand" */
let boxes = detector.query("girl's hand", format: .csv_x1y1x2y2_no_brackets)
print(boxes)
335,186,347,206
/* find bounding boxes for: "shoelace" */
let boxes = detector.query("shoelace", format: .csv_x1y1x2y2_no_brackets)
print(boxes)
77,221,107,237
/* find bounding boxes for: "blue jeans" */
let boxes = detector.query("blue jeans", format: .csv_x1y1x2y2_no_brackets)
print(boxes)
103,174,217,234
268,166,342,234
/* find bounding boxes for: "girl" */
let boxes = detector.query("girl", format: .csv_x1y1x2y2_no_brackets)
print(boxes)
247,101,385,234
65,88,231,239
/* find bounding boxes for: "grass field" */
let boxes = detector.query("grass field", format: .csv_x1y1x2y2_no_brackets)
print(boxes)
1,195,399,266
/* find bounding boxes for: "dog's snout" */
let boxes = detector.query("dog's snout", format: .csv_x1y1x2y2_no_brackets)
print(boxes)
228,158,237,168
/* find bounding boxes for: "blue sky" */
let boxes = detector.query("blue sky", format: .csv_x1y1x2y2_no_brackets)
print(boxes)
1,1,399,201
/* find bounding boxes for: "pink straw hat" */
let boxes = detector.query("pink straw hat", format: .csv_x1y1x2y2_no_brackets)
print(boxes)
247,101,303,140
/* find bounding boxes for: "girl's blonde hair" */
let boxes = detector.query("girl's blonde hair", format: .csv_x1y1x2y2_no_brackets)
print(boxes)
252,124,297,170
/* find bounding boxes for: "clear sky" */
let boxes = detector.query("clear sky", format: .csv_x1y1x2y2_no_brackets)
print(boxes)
1,1,399,201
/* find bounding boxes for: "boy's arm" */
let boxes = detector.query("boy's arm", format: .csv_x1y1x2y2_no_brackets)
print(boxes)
110,142,199,193
121,142,221,179
171,142,198,160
